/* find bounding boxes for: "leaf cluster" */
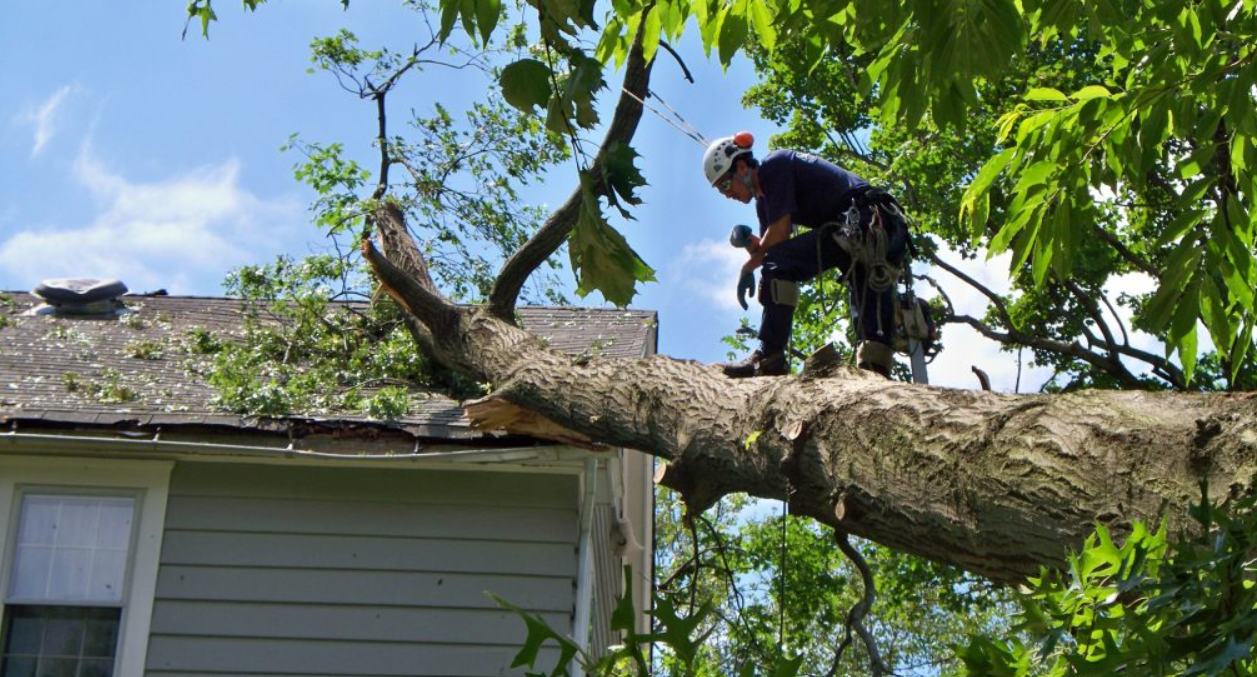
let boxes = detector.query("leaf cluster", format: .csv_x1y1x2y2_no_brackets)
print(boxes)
956,485,1257,676
653,490,1013,676
189,254,470,418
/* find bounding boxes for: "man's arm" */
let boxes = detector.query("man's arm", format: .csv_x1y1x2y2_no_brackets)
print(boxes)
742,214,792,272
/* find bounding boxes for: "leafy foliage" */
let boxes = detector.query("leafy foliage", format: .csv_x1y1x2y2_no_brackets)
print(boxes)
570,170,656,306
187,254,462,417
496,565,802,677
653,490,1013,676
956,485,1257,677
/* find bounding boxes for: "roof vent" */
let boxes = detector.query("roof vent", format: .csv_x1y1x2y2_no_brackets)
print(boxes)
29,278,129,317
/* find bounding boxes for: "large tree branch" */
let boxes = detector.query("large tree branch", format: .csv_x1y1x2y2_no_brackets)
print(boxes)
425,307,1257,583
487,24,656,319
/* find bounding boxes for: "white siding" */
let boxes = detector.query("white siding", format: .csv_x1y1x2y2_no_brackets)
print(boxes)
144,463,579,677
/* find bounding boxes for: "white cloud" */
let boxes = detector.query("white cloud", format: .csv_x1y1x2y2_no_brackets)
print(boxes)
668,238,748,313
18,85,75,157
0,147,302,294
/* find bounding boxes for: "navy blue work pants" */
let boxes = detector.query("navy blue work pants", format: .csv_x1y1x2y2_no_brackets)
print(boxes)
757,210,907,355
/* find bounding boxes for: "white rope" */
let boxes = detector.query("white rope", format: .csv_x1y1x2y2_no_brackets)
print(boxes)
618,87,708,146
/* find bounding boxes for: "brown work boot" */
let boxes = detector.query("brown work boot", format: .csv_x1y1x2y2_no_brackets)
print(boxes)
720,350,787,378
855,340,894,378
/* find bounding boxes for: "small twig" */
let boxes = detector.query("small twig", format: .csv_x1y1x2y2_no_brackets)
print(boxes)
695,514,769,661
1097,287,1131,347
972,366,992,391
1091,224,1159,277
685,514,700,615
1015,347,1023,394
927,251,1014,327
657,40,694,83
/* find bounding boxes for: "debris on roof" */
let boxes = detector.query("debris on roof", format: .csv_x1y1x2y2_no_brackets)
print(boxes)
0,292,656,442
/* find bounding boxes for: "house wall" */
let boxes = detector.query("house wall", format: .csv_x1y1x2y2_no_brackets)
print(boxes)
144,462,580,677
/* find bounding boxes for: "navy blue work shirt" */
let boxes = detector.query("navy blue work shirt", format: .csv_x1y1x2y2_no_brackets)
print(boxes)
754,149,869,235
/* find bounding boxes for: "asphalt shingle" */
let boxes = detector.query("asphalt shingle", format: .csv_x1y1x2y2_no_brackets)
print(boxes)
0,292,656,441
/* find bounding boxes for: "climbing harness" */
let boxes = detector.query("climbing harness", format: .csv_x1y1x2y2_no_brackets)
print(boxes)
816,189,939,383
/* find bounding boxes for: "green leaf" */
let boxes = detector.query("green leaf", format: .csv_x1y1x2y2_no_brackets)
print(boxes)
500,59,553,115
600,141,646,216
1156,208,1203,249
1144,241,1202,332
1030,223,1054,286
569,173,656,307
474,0,501,45
1200,276,1233,355
490,593,582,677
438,0,462,41
610,565,638,633
1049,198,1072,279
1025,87,1067,101
641,5,663,62
649,596,711,666
962,148,1015,239
186,0,219,38
749,0,777,50
566,54,606,128
717,6,748,65
1010,160,1055,197
769,654,804,677
1170,276,1201,383
1229,319,1254,374
1071,85,1112,100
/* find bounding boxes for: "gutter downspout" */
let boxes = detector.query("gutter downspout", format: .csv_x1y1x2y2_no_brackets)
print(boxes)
571,457,599,677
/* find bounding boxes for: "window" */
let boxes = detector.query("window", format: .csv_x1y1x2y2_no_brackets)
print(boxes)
0,457,171,677
2,495,136,677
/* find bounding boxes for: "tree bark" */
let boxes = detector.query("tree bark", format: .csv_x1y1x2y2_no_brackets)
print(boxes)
370,242,1257,582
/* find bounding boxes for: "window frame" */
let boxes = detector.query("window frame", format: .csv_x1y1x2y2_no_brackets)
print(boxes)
0,456,172,676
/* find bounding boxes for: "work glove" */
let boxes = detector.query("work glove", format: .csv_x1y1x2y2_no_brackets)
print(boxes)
736,270,755,311
729,224,754,249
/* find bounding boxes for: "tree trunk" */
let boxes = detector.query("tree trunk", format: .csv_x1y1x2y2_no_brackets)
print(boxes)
364,240,1257,582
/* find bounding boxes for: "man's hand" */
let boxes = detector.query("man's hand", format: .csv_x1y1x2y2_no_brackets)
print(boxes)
737,270,755,310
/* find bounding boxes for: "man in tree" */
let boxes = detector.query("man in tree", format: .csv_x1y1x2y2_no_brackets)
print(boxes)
707,132,910,378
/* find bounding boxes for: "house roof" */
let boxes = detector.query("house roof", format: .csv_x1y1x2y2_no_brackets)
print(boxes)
0,292,656,442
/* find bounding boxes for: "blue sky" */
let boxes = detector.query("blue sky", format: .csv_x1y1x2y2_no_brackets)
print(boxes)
2,0,1131,391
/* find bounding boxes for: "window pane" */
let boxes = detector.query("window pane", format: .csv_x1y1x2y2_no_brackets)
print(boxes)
83,551,125,603
35,657,73,677
3,616,40,656
0,657,36,677
44,551,89,603
48,500,95,549
14,501,57,548
1,607,118,677
8,548,51,601
91,503,131,550
39,619,81,658
9,497,134,604
77,660,111,677
81,622,116,659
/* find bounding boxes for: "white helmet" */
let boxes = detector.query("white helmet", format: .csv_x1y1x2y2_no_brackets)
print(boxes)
702,132,755,185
